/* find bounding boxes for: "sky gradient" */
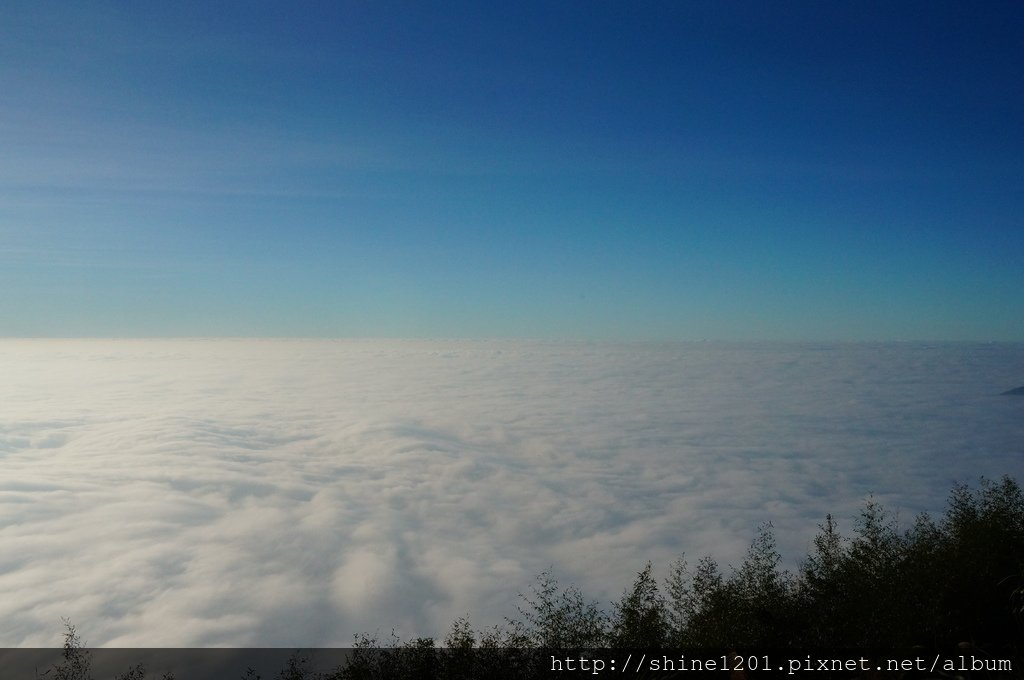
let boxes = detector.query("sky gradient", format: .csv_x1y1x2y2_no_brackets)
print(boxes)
2,1,1022,339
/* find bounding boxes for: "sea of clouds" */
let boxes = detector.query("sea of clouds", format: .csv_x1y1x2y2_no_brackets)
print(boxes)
1,339,1022,647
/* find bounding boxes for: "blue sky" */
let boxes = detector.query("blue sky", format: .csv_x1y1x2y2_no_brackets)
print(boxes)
2,1,1021,339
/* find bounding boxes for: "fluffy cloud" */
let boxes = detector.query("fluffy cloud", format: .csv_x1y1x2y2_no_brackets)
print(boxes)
1,339,1022,646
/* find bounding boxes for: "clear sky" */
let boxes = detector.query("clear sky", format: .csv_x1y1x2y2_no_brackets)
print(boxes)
2,1,1021,340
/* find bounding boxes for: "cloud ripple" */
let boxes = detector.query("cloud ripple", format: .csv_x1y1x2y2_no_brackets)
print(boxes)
0,339,1021,646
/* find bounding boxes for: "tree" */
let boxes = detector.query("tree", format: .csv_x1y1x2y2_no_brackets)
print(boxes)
510,569,608,649
665,554,730,646
610,562,667,647
53,621,91,680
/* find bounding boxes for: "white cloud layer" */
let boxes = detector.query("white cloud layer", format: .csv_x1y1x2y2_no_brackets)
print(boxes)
1,339,1022,646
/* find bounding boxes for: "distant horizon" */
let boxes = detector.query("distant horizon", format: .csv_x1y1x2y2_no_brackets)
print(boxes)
3,335,1024,344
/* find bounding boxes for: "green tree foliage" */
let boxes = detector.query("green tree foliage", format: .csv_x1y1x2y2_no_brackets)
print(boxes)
609,561,667,647
729,522,798,646
940,476,1024,645
799,513,846,644
846,496,906,645
665,554,729,646
663,477,1024,650
508,569,608,649
46,621,176,680
50,476,1024,678
53,621,91,680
